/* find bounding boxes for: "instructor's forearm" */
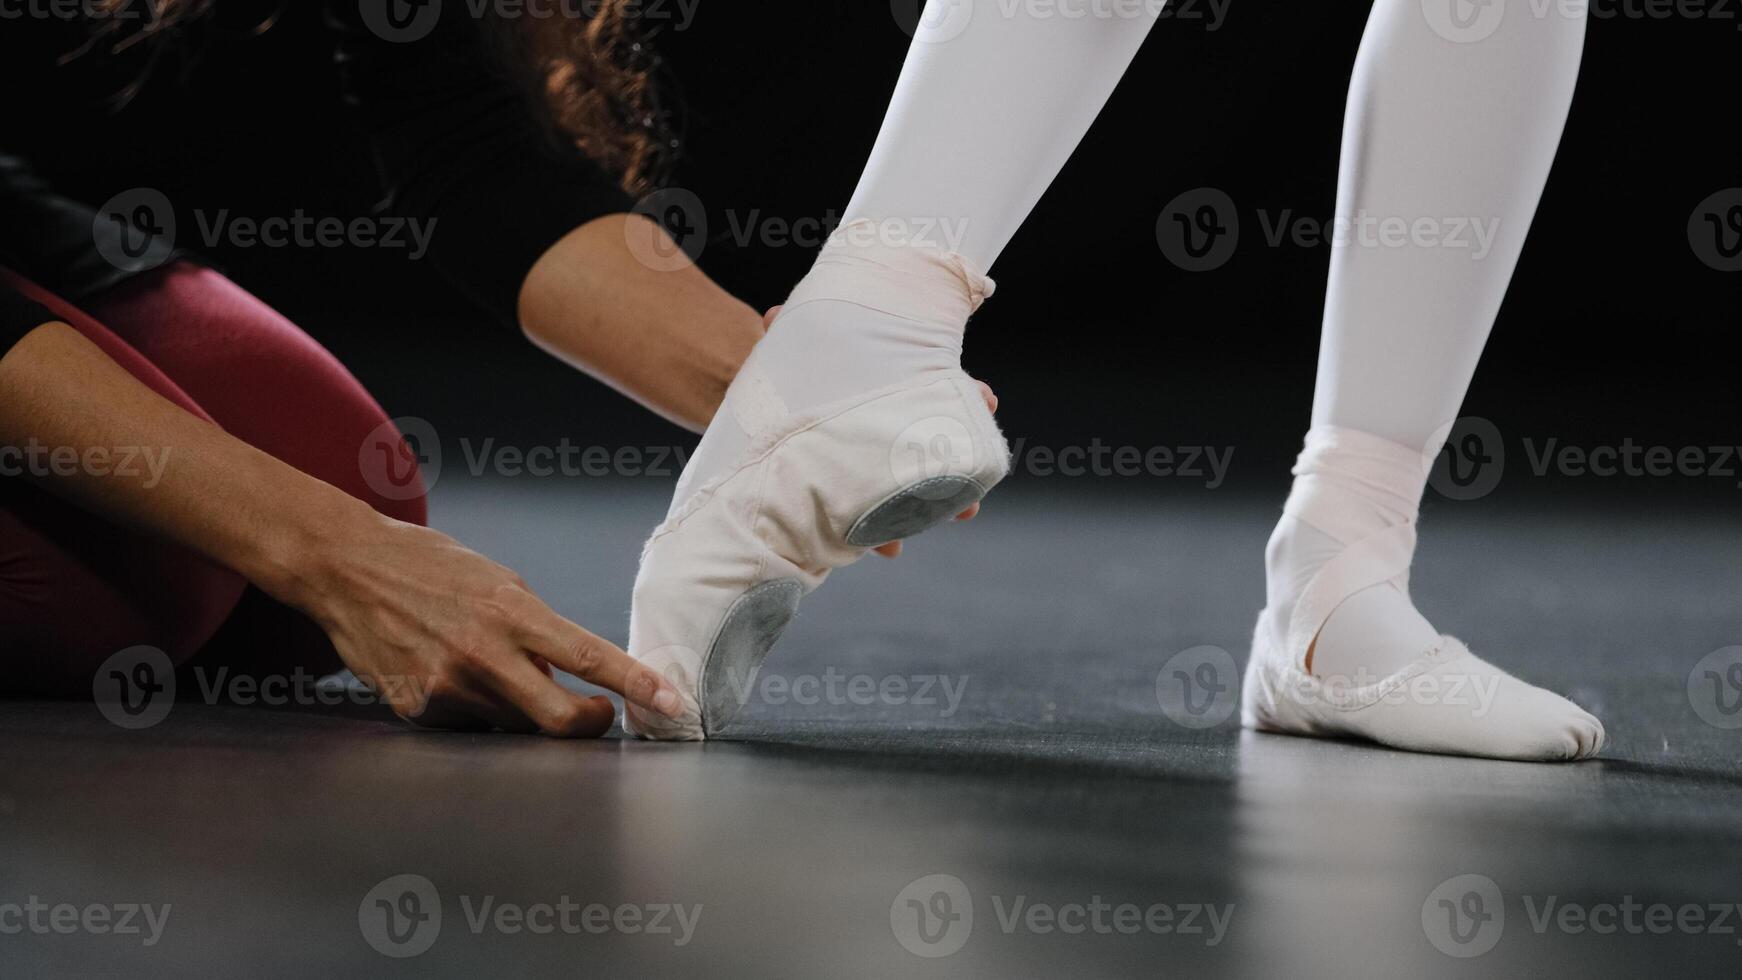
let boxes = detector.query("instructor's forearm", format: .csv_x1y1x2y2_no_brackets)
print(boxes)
517,213,763,433
0,321,377,606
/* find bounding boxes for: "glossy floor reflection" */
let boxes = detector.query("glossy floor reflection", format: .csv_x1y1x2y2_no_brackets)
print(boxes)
4,478,1740,977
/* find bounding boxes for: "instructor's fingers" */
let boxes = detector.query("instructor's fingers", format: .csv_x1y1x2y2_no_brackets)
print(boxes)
974,380,998,414
762,305,784,330
398,679,501,732
967,382,994,520
480,652,615,738
517,610,683,719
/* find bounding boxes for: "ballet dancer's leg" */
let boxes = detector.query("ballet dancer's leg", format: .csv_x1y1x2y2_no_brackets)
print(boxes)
627,5,1163,738
1245,0,1603,760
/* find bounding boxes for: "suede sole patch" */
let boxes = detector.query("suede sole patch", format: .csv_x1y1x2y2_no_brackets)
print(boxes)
844,476,987,548
701,579,805,735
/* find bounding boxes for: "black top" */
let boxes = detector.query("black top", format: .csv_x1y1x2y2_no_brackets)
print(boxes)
0,3,634,357
0,291,52,351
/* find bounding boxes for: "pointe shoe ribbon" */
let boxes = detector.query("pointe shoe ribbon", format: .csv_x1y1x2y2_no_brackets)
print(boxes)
783,219,996,330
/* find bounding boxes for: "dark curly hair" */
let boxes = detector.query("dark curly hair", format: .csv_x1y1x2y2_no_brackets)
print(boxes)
71,0,673,194
489,8,676,195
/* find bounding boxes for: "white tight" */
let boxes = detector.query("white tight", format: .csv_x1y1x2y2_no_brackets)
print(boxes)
840,2,1164,270
840,1,1585,458
816,0,1592,715
644,1,1602,755
1312,0,1587,450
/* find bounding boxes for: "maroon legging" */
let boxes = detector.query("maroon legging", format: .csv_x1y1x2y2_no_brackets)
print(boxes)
0,262,428,695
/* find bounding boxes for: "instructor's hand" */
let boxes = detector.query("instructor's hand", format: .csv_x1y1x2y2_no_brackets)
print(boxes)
288,510,683,736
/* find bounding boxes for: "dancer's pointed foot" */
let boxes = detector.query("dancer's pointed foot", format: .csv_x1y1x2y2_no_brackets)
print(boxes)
626,227,1008,740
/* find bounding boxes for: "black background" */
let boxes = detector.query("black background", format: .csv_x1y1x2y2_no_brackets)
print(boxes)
14,1,1741,498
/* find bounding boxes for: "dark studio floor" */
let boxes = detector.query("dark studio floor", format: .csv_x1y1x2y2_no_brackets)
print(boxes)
5,475,1742,978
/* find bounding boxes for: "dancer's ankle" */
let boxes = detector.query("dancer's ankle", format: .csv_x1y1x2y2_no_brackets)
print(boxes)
784,218,995,334
1264,425,1438,679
